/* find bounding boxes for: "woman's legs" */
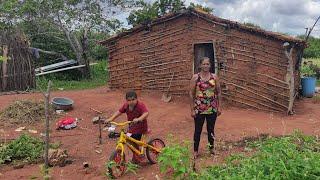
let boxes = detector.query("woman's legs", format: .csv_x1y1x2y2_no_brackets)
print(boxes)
206,113,217,153
194,114,205,156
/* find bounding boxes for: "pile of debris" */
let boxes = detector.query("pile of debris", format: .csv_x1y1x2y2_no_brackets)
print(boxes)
0,100,54,124
47,148,71,167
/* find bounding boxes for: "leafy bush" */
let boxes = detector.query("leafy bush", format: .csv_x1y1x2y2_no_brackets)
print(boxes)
158,136,197,179
0,134,44,164
301,59,320,79
301,63,316,77
303,36,320,58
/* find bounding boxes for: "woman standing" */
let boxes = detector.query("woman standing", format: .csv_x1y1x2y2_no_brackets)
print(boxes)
189,57,221,158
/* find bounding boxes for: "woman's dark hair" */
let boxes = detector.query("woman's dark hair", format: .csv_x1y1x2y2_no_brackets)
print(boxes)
126,90,137,99
200,57,211,65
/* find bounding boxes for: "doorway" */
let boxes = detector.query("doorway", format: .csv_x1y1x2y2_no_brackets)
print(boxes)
194,43,215,74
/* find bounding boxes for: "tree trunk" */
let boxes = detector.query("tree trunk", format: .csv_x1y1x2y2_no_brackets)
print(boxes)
81,28,90,79
63,29,90,78
55,16,90,78
1,45,8,91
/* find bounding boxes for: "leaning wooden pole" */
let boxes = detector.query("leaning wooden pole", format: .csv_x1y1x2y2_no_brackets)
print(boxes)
284,43,295,115
305,15,320,41
43,80,52,168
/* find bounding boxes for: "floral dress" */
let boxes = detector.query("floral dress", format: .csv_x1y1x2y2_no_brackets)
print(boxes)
194,73,218,114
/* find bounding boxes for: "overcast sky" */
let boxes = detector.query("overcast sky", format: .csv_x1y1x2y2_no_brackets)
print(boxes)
115,0,320,37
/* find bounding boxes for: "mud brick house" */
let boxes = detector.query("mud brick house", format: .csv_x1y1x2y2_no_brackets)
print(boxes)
100,8,306,113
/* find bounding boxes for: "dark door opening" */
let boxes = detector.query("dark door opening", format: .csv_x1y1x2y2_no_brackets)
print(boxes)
194,43,215,74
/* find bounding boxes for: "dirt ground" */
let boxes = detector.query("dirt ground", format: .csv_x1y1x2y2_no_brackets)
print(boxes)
0,87,319,180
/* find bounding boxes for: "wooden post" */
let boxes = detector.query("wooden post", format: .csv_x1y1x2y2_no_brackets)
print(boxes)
43,81,52,168
89,108,103,144
98,116,102,145
284,43,294,115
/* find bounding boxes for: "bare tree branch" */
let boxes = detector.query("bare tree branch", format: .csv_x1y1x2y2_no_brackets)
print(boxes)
30,47,68,61
29,32,64,37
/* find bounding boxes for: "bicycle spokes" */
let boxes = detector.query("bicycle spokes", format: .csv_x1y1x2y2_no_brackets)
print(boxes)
146,138,166,164
108,150,126,178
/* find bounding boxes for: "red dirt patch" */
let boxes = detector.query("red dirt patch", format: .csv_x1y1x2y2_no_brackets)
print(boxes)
0,87,319,179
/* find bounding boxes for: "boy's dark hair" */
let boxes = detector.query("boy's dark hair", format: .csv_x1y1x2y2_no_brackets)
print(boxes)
126,90,137,99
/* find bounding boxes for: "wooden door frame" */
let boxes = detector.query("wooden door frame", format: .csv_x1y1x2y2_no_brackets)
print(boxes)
192,40,217,74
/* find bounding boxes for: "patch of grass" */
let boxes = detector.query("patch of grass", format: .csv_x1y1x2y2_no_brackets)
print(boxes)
36,60,108,91
198,130,320,179
159,131,320,179
317,80,320,86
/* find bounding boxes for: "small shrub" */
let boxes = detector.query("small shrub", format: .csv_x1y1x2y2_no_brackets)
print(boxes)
0,134,44,164
158,135,197,179
105,160,139,178
301,63,316,77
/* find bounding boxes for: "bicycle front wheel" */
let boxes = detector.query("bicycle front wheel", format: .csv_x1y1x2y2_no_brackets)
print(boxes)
108,150,126,178
146,138,165,164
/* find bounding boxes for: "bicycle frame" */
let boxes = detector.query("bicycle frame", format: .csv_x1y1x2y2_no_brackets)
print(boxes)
112,123,161,158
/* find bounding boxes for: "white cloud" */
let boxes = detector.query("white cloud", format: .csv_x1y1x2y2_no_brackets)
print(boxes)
205,0,320,37
113,0,320,37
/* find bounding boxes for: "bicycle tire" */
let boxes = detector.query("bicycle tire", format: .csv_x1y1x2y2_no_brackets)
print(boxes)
108,150,126,178
146,138,165,164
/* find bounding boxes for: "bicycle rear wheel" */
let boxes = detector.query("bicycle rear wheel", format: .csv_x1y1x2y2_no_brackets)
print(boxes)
146,138,165,164
108,150,126,178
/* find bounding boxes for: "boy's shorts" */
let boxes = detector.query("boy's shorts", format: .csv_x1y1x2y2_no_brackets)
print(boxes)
131,134,142,141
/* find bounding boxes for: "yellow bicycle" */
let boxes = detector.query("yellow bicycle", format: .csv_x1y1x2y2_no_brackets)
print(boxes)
106,121,165,178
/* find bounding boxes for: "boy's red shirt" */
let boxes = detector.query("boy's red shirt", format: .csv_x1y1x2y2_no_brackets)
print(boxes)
119,101,148,134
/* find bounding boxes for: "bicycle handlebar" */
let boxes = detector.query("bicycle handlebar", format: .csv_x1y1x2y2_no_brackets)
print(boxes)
110,121,132,127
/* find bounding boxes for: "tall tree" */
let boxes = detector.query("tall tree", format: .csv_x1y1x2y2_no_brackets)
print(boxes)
128,1,159,26
128,0,187,26
297,36,320,58
128,0,213,26
189,2,213,14
0,0,131,78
